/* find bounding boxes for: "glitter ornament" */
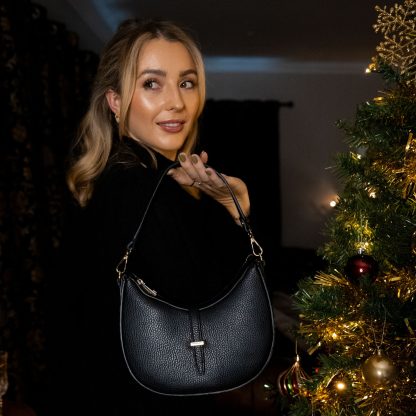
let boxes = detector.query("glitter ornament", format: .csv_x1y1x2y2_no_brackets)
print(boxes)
344,252,378,281
277,355,309,398
361,350,398,388
373,0,416,86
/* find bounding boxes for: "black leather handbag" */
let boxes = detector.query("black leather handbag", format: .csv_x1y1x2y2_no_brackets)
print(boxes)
116,162,275,396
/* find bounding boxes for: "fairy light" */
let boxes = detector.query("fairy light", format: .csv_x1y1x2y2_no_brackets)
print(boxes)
351,151,362,161
365,63,376,74
356,241,370,253
336,381,346,391
320,194,338,210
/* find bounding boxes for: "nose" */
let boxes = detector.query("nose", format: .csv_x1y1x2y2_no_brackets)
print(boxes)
165,85,185,111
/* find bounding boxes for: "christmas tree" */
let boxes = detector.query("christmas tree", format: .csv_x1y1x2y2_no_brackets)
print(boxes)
283,1,416,414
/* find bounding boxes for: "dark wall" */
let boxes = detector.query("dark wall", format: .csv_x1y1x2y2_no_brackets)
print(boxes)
198,99,283,288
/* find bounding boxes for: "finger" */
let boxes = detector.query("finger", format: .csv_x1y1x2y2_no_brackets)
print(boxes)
168,164,195,186
200,150,208,164
178,152,198,178
190,154,212,184
178,152,195,173
205,167,217,180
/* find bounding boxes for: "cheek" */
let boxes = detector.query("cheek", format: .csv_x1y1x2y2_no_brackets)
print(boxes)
138,95,161,114
130,93,161,121
187,95,201,118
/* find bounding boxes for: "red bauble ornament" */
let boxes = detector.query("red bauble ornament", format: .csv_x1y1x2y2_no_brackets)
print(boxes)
344,253,378,281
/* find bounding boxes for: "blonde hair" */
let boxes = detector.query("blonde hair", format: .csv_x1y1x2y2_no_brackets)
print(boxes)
67,18,206,206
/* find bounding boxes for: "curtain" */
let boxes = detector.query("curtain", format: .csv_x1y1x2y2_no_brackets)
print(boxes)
0,0,98,410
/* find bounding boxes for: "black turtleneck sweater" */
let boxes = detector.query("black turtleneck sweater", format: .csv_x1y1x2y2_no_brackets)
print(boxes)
46,144,250,415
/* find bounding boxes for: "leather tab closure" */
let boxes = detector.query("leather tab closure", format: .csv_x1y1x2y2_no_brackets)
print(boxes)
188,310,206,375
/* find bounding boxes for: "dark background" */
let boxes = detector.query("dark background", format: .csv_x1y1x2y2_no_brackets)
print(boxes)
0,0,347,414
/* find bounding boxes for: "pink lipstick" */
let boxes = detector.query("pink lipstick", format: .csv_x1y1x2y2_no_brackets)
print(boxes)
157,120,185,133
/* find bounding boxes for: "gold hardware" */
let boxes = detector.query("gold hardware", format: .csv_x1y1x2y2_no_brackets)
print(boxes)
116,249,131,280
136,279,157,296
250,236,263,260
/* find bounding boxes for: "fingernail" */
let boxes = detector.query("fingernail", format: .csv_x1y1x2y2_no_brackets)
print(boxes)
191,154,198,164
206,169,212,176
178,153,186,162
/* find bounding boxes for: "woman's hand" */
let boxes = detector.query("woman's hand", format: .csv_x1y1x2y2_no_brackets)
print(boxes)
167,151,250,224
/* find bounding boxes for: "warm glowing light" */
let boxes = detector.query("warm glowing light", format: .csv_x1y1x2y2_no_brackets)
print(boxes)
364,62,377,74
329,200,337,207
331,332,338,339
336,381,346,391
369,191,376,198
356,242,370,252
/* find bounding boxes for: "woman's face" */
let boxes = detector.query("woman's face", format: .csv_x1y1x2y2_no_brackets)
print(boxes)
128,38,200,160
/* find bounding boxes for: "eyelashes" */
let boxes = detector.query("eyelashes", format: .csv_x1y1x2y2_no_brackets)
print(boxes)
142,78,197,90
143,79,158,89
180,80,197,89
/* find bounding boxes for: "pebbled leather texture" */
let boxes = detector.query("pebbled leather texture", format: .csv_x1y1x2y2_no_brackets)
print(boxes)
119,255,275,396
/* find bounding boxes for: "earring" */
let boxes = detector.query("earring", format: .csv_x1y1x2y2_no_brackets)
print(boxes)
114,113,120,123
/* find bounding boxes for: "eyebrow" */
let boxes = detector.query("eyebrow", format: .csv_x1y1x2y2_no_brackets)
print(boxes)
138,68,197,78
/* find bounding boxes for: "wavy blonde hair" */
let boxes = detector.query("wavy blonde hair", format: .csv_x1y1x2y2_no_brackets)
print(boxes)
67,18,206,206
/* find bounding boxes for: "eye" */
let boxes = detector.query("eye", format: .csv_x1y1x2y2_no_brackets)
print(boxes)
143,79,160,90
180,80,196,89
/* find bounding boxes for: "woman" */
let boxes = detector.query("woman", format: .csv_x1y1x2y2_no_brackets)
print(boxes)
47,18,252,415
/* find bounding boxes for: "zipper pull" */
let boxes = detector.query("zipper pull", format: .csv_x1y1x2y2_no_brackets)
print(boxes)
136,279,157,296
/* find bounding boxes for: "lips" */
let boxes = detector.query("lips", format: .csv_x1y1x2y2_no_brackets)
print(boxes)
157,120,185,133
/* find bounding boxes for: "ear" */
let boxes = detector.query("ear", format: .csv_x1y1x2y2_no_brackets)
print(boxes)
105,89,121,115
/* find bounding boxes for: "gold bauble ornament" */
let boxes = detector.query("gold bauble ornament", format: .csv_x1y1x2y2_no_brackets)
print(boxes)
361,350,398,388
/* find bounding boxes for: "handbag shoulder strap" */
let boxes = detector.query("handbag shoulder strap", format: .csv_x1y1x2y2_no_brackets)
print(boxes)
116,161,263,279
